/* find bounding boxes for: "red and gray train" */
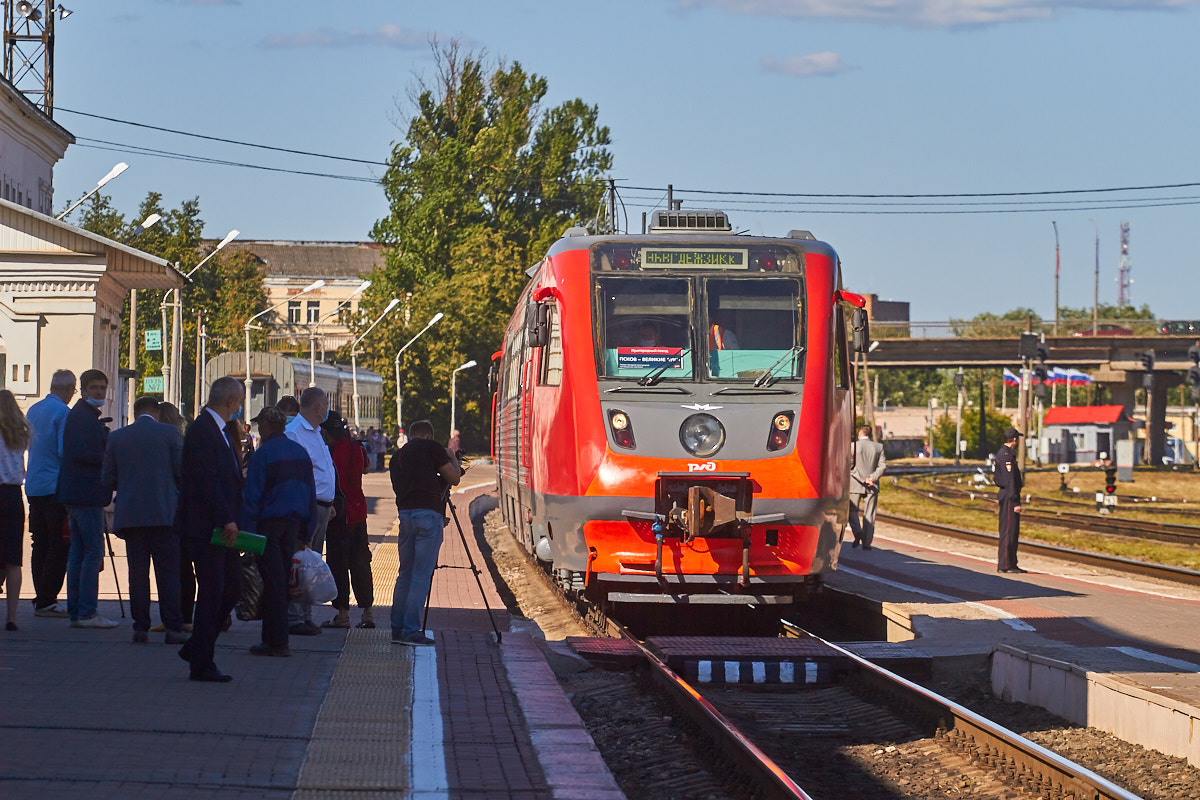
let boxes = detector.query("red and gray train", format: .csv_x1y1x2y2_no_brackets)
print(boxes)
491,208,869,609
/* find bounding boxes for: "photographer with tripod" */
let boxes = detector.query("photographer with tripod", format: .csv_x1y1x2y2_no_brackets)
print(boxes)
388,419,461,646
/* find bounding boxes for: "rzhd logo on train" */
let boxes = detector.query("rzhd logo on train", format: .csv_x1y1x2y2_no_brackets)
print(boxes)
688,461,718,472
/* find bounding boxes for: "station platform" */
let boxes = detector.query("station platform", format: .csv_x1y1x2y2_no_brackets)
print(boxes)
830,518,1200,767
0,465,623,800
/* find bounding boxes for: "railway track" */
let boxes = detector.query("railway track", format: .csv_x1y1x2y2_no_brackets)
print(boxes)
891,480,1200,547
878,510,1200,586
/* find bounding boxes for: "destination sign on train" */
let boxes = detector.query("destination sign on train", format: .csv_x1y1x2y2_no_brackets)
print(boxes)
641,249,749,269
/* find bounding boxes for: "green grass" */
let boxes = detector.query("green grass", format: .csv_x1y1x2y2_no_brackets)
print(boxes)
883,472,1200,571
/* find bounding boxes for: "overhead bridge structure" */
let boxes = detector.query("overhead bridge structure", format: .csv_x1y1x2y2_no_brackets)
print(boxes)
864,335,1200,465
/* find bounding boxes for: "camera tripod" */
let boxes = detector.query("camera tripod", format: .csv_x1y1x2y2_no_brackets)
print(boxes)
421,492,502,643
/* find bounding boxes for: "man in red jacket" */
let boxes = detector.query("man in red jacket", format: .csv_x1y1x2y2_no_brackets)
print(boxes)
320,412,374,629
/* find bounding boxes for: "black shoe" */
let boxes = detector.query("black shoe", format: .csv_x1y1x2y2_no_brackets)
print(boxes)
5,621,16,631
1008,567,1028,574
250,643,292,657
862,545,873,551
851,541,860,548
189,667,233,683
289,621,321,636
132,631,149,644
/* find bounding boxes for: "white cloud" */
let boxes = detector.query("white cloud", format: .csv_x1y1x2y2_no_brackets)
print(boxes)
679,0,1198,29
263,24,429,50
762,51,854,76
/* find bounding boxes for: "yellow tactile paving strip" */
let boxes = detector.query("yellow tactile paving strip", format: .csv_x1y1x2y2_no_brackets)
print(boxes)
293,522,414,798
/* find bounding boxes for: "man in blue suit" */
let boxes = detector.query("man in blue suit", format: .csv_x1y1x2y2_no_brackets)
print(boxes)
177,376,245,683
102,395,185,644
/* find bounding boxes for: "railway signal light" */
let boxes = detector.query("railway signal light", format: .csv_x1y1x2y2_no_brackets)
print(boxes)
1035,343,1049,363
1189,365,1200,402
1018,332,1039,360
1142,349,1155,389
1104,466,1117,494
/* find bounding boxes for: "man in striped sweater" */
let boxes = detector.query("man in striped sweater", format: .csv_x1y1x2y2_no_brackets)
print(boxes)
241,406,316,657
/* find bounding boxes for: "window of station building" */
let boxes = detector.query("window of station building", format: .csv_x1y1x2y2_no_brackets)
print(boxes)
539,305,563,386
288,300,302,324
306,300,320,324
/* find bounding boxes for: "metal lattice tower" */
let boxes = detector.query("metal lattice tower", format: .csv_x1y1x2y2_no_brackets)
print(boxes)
1117,221,1132,307
3,1,55,116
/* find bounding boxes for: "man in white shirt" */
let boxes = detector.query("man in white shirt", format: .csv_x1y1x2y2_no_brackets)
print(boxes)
285,386,336,636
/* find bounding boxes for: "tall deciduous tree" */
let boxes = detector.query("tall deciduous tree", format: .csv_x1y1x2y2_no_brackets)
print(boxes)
361,42,612,444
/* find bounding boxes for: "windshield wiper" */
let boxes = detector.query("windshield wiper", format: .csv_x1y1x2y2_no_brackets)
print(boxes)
638,348,692,386
753,346,805,387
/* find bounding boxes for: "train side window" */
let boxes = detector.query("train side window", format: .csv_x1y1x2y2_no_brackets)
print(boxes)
539,306,563,386
834,308,850,389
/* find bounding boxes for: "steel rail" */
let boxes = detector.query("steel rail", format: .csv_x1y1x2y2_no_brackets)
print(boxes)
878,511,1200,586
610,621,814,800
780,620,1143,800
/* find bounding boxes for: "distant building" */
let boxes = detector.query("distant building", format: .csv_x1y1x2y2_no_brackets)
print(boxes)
0,76,181,420
864,294,909,337
1041,405,1138,464
220,240,385,354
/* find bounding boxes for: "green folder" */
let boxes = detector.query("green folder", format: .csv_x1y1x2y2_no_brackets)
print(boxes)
210,528,267,555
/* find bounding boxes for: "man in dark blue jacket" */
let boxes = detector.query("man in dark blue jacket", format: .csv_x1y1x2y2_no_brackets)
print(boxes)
102,395,185,644
241,405,315,657
58,369,117,629
177,376,245,682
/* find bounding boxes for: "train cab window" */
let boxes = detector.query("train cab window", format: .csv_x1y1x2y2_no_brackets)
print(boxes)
595,277,693,379
539,305,563,386
703,278,803,381
834,308,849,390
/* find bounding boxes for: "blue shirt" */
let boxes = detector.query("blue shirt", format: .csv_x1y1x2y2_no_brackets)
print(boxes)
25,393,69,497
241,432,317,537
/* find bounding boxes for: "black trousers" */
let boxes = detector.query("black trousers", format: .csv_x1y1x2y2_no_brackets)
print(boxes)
179,533,196,625
28,495,69,610
326,515,373,611
180,538,241,674
997,497,1021,570
120,526,184,633
258,518,299,648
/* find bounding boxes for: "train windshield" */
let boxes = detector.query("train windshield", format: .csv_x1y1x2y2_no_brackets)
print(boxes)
595,273,804,383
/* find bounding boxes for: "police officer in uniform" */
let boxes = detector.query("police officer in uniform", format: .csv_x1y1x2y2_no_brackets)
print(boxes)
994,427,1027,573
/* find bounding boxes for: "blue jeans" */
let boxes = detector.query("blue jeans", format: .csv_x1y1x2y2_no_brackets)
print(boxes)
390,509,445,639
65,506,105,621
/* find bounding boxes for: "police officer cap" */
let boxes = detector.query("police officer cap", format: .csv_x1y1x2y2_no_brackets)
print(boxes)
1003,427,1022,440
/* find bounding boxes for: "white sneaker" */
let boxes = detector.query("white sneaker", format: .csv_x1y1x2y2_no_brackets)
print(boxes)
77,615,119,629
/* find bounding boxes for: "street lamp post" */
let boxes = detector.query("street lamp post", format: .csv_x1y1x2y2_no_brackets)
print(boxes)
123,212,161,420
163,229,239,406
393,312,443,434
350,297,401,429
56,162,128,221
309,280,370,387
450,360,477,440
1052,220,1060,338
1089,218,1099,338
244,279,325,416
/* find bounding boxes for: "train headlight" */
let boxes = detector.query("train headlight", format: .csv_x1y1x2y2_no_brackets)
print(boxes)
608,409,636,449
767,411,795,452
680,414,725,457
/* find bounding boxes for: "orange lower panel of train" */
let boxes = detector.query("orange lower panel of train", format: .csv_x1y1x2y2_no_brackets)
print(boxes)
583,519,818,578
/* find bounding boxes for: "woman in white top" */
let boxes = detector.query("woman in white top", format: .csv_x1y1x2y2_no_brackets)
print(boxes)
0,389,31,630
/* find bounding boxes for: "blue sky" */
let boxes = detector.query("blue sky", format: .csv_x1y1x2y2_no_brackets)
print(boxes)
49,0,1200,321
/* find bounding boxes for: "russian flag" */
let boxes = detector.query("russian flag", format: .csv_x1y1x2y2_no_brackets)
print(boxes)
1003,368,1020,387
1066,368,1092,386
1049,367,1070,385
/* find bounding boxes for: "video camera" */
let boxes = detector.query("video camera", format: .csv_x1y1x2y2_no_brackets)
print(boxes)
455,449,468,473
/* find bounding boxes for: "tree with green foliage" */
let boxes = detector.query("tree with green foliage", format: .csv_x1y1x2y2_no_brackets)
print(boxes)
358,42,612,446
76,192,266,416
932,407,1013,459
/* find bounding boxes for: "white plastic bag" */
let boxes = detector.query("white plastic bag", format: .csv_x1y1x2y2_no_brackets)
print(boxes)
291,547,337,605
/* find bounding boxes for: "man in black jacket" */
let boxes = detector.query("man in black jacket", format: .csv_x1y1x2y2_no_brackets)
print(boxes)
176,376,245,682
994,427,1026,574
59,369,117,629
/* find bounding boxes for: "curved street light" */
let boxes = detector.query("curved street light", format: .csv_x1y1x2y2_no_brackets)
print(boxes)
450,359,477,441
56,162,128,221
124,212,162,420
393,312,443,434
244,279,325,415
351,297,401,429
309,279,370,387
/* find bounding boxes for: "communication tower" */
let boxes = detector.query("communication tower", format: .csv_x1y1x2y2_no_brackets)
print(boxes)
1117,222,1132,307
2,1,66,117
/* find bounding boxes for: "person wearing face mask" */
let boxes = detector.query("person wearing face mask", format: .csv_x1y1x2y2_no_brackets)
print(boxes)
57,369,118,629
276,395,300,425
284,386,336,636
175,376,246,682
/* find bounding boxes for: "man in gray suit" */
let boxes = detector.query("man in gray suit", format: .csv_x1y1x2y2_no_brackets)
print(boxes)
848,426,886,550
102,396,186,644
